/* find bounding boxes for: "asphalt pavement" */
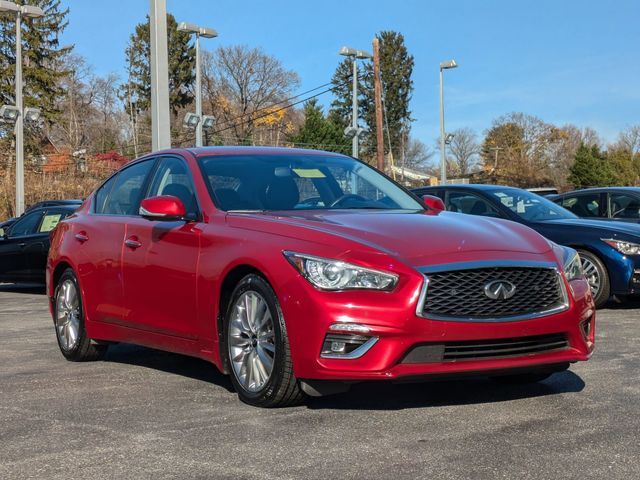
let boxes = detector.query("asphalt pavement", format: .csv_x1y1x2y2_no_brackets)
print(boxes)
1,284,639,480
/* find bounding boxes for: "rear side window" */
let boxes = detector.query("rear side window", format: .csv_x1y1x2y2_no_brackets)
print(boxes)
39,214,63,233
610,193,640,219
101,160,155,216
8,211,43,237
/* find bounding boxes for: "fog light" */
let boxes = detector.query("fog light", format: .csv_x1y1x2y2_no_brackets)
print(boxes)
321,333,378,359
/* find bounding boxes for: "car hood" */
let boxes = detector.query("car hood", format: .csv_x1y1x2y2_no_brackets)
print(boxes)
228,210,553,265
540,218,640,238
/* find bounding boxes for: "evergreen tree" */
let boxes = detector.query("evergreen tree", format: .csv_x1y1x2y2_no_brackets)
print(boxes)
329,58,364,130
291,99,349,154
0,0,71,125
568,144,617,188
124,13,195,116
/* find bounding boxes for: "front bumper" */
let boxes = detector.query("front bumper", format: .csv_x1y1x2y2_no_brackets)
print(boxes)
281,272,595,381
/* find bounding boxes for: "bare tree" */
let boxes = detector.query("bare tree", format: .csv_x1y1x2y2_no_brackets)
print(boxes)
616,125,640,156
448,127,479,176
403,137,434,170
202,46,300,143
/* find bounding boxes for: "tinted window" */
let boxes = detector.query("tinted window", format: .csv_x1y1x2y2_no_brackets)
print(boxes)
94,175,117,214
610,193,640,219
102,160,154,216
487,188,576,221
9,211,43,237
446,192,501,217
198,154,423,211
560,194,601,217
145,157,199,219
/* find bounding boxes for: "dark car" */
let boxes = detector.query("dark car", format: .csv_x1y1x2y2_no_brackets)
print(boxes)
549,187,640,223
0,204,78,284
414,184,640,308
0,199,82,233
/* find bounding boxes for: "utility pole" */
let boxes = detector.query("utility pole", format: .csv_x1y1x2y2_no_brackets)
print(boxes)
373,38,384,172
149,0,171,151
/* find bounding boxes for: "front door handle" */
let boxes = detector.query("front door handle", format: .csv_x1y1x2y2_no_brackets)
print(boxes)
75,232,89,243
18,242,26,248
124,237,142,249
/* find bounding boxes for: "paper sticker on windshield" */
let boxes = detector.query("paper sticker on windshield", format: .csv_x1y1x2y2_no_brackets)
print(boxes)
40,214,62,233
293,168,325,178
516,200,525,213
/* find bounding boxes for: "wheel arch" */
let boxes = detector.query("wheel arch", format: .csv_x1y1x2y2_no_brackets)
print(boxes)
217,263,270,374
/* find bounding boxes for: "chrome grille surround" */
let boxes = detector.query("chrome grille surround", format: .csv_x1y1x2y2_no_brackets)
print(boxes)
415,260,569,322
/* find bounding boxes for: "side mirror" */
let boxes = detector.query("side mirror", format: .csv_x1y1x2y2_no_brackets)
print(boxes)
139,195,187,221
422,194,445,213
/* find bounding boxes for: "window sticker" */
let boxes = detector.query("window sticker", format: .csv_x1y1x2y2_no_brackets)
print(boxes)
39,214,62,233
293,168,326,179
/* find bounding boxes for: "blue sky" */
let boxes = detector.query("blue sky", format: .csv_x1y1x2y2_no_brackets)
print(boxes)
62,0,640,144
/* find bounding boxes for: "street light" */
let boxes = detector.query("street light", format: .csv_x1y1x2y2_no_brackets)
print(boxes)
178,21,218,147
439,59,458,184
0,0,44,216
201,115,215,130
339,45,372,159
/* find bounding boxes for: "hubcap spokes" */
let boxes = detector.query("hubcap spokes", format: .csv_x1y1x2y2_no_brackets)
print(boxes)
580,257,600,297
228,291,275,392
55,280,81,350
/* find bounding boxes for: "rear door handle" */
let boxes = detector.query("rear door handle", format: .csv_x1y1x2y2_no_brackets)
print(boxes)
74,232,89,243
18,242,26,248
124,237,142,249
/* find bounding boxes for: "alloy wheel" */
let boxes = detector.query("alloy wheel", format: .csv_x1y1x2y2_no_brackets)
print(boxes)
55,279,81,351
228,291,276,392
580,255,601,297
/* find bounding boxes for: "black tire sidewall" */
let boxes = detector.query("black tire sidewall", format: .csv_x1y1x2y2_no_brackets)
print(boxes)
223,274,288,404
53,269,88,358
577,250,610,307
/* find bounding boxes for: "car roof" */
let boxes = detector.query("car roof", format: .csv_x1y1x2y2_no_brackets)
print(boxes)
557,187,640,195
415,184,518,191
138,146,349,160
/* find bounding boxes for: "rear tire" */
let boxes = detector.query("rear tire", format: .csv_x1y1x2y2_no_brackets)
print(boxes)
53,268,107,361
577,250,610,308
224,274,304,407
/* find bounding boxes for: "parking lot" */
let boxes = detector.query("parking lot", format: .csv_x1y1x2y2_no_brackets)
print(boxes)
0,285,638,480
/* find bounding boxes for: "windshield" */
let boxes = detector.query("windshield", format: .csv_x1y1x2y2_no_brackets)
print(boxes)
487,187,577,221
198,153,424,211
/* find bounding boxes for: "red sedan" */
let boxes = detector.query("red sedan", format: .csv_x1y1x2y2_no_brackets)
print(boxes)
47,147,595,407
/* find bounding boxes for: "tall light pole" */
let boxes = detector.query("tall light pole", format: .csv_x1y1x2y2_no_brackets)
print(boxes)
339,46,372,159
0,1,44,216
439,59,458,184
149,0,171,151
177,22,218,147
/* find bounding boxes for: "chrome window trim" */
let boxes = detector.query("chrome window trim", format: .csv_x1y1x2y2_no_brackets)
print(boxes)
415,261,570,323
320,336,379,359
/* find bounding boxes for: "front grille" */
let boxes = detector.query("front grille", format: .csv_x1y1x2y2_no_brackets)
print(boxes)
421,267,565,320
401,333,569,363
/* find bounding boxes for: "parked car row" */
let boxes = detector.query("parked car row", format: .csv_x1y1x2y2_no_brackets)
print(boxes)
413,184,640,308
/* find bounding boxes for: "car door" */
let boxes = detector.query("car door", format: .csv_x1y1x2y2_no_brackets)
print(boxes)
0,210,44,281
608,192,640,223
24,208,74,279
78,159,156,325
122,155,202,339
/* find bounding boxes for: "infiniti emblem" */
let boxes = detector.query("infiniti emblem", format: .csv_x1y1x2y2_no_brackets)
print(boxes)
484,280,517,300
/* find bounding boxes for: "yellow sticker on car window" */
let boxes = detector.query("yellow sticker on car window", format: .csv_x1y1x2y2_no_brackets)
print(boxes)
40,214,62,233
293,168,325,178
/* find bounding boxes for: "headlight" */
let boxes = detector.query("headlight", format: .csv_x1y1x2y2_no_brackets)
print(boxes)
602,238,640,255
283,251,398,291
561,247,584,282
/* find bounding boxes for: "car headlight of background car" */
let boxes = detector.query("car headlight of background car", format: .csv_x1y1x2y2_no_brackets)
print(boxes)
284,252,398,291
602,238,640,256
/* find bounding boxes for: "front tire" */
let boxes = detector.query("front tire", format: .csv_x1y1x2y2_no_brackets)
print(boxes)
577,250,610,308
224,274,304,407
53,268,107,361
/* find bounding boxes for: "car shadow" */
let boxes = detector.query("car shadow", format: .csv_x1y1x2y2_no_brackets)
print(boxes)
104,343,234,393
0,283,46,295
306,370,585,411
603,297,640,310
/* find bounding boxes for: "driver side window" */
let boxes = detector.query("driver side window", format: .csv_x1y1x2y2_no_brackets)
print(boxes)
8,211,43,237
445,192,501,218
